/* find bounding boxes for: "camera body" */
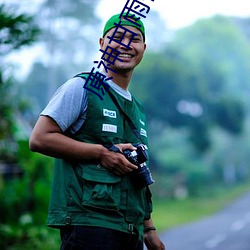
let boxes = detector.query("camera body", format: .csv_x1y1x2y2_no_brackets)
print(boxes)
123,143,154,188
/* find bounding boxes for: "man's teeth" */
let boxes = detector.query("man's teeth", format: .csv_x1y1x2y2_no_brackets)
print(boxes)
119,54,132,58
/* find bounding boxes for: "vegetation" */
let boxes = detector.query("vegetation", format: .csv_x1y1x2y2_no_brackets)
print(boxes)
1,1,250,249
131,14,250,198
1,149,248,249
24,0,101,106
0,3,39,162
153,183,250,231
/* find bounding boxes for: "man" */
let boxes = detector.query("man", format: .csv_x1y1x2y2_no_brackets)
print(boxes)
29,12,165,250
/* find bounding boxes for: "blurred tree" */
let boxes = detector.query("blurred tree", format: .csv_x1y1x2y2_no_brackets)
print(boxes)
17,0,102,113
174,15,250,101
212,96,245,134
36,0,101,100
0,7,59,249
233,17,250,42
130,15,250,196
0,3,39,161
132,15,249,153
0,4,39,56
19,62,69,115
0,75,17,161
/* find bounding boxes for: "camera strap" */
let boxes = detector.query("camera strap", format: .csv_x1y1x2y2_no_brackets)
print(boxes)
74,72,144,145
107,90,144,144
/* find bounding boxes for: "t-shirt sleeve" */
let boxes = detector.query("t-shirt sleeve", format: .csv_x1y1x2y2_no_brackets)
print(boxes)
41,77,87,133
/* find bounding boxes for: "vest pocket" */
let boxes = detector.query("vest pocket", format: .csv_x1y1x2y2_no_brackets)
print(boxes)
81,165,122,211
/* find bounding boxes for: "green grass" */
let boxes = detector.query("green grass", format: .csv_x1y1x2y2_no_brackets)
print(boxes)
3,183,250,249
152,183,250,231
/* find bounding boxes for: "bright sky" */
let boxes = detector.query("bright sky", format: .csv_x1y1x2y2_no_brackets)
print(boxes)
97,0,250,29
2,0,250,78
1,0,250,29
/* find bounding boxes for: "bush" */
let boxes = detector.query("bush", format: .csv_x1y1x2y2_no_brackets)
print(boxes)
0,140,58,249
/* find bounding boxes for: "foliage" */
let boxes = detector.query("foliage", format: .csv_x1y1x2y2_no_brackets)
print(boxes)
130,15,250,198
18,62,69,115
152,183,250,231
0,224,60,250
36,0,101,97
18,0,101,112
0,141,53,224
0,76,15,140
234,17,250,41
0,4,39,55
174,15,250,100
0,75,17,161
0,3,40,161
132,15,249,153
1,4,250,247
132,15,250,152
0,140,57,249
211,96,245,134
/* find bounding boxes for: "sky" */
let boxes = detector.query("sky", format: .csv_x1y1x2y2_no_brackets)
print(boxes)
1,0,250,29
97,0,250,30
2,0,250,78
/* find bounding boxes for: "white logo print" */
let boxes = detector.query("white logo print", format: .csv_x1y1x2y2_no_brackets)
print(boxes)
140,119,145,126
103,109,116,118
140,128,147,137
102,124,117,133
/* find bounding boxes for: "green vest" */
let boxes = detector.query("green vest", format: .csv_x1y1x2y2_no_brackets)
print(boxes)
47,74,152,239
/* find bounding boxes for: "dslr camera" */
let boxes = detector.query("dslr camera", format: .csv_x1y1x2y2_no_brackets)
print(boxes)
123,143,154,188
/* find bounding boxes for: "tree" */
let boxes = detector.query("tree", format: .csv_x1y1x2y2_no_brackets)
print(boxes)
132,15,249,153
18,0,101,111
0,3,39,161
129,15,250,195
0,4,39,56
35,0,101,99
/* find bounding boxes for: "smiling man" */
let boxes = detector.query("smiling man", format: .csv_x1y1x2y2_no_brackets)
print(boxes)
29,12,165,250
100,14,146,87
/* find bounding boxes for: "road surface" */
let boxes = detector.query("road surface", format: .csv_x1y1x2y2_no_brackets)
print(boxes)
160,192,250,250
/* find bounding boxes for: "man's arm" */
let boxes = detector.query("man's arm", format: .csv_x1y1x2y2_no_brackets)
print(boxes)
144,218,165,250
29,115,138,175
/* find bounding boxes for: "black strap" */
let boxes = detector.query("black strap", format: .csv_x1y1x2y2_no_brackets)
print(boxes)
107,90,144,143
103,144,122,153
74,72,143,143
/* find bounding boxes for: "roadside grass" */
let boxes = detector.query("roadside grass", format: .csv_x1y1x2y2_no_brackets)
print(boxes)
3,183,249,249
152,183,250,232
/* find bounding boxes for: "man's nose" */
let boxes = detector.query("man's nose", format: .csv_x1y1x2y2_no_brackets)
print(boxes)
119,37,132,50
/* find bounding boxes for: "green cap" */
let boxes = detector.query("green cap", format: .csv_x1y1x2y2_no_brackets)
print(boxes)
103,13,145,41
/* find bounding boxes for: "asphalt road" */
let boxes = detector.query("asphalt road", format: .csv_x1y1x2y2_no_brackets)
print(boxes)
159,192,250,250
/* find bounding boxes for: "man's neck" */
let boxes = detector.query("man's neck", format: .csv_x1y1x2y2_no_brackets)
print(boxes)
107,70,133,90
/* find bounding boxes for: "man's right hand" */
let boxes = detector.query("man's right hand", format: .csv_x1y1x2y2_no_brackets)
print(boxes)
99,143,138,176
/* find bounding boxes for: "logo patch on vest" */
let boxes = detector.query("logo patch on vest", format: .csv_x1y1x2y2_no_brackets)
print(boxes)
140,119,145,126
103,109,116,118
102,124,117,133
140,128,147,137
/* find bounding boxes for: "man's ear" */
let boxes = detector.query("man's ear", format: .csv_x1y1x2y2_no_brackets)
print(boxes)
99,37,104,48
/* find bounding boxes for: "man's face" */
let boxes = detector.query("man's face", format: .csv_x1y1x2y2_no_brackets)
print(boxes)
99,25,146,74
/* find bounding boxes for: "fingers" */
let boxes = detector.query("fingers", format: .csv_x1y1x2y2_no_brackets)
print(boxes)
109,162,135,176
115,143,137,152
109,152,138,174
100,145,138,175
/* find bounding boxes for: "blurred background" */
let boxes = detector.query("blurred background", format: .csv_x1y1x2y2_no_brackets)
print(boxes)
1,0,250,249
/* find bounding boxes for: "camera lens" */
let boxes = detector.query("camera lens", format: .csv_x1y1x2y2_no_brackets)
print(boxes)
136,164,155,188
123,143,154,188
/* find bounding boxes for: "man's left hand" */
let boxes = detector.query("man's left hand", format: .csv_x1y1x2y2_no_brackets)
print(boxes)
144,230,165,250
